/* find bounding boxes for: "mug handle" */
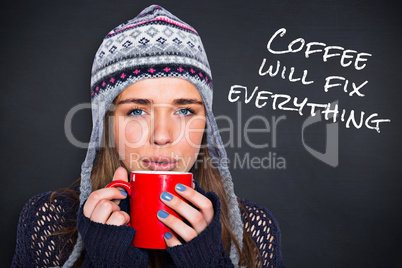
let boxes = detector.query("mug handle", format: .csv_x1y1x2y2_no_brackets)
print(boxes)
105,180,131,196
105,180,132,226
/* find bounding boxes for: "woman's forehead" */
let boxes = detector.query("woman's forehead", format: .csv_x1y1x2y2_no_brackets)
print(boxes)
116,77,202,103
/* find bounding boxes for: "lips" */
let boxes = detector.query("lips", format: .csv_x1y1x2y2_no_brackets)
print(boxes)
142,156,178,171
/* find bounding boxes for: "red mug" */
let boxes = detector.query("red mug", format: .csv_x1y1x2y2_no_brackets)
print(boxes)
106,171,193,249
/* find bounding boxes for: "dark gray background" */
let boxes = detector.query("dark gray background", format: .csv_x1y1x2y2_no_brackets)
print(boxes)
1,0,401,267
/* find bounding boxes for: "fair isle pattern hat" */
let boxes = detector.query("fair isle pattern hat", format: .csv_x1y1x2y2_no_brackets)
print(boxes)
63,5,243,267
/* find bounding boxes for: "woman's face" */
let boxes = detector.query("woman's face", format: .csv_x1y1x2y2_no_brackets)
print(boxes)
113,77,206,172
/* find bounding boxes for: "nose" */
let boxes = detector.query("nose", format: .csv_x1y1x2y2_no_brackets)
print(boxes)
151,110,174,146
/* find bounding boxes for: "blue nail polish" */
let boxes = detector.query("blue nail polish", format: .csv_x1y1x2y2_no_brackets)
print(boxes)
164,232,173,239
119,190,128,197
161,191,173,201
176,183,186,192
158,210,169,219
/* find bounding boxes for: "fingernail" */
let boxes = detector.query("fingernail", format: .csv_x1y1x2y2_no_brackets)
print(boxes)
164,232,172,239
120,190,128,197
157,210,169,219
161,191,173,201
176,183,186,192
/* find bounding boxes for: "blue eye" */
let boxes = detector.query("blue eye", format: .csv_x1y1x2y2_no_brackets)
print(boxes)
128,109,146,116
176,108,194,116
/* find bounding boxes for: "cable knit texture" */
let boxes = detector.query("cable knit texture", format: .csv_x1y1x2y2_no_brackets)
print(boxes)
12,187,285,267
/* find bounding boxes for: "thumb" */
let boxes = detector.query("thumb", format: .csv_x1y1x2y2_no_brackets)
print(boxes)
112,166,129,182
110,167,129,205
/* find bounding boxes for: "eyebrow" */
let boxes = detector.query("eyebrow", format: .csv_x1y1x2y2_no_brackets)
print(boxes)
117,98,151,105
117,98,203,106
173,98,203,105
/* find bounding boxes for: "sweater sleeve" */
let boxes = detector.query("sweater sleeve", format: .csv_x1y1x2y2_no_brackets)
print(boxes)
166,190,234,268
11,191,79,267
77,204,148,267
240,199,286,268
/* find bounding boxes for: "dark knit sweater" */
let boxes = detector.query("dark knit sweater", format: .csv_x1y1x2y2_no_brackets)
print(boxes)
12,187,285,267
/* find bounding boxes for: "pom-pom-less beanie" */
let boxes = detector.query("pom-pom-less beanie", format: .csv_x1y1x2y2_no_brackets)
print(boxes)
62,5,243,267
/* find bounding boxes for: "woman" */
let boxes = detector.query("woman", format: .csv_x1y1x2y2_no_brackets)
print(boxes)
12,5,285,267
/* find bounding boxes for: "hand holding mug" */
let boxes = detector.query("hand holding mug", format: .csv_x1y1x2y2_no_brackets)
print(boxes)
157,183,214,247
106,171,193,249
83,167,130,226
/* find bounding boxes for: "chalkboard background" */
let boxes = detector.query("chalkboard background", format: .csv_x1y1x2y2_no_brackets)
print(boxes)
1,1,401,267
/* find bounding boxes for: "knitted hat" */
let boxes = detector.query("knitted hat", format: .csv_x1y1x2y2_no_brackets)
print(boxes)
63,5,243,267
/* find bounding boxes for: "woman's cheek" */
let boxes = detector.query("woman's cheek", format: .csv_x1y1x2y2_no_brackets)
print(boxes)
186,131,204,150
115,117,149,165
181,128,204,170
119,119,148,148
184,117,205,148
